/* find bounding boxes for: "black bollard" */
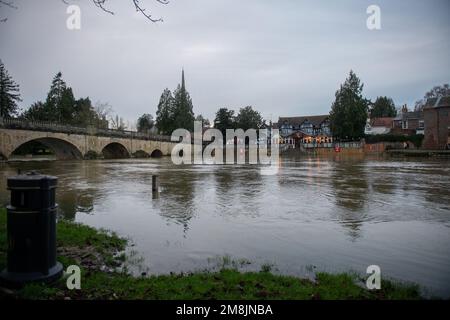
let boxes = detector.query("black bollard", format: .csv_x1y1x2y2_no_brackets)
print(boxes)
152,175,160,198
0,171,63,287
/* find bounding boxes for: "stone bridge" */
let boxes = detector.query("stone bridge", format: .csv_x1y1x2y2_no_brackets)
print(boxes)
0,118,178,160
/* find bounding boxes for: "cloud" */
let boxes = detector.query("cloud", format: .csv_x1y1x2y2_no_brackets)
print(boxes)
0,0,448,123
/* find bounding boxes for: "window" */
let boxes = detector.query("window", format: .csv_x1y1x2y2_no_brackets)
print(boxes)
419,120,424,129
402,121,408,129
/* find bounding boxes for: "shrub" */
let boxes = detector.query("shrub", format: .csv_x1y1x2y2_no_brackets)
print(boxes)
84,150,99,160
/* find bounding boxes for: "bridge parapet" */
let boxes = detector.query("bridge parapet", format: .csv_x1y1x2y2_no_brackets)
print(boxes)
0,117,172,142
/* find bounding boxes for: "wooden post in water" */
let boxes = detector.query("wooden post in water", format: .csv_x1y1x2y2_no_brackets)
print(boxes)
152,175,159,198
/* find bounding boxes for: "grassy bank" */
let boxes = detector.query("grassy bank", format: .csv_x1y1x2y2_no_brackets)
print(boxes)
0,207,422,300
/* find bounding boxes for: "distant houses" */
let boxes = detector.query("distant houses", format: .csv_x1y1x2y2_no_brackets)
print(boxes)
364,104,425,136
277,115,333,148
276,95,450,151
366,98,449,149
392,105,424,135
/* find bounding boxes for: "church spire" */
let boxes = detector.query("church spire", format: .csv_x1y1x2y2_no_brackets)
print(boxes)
181,68,185,91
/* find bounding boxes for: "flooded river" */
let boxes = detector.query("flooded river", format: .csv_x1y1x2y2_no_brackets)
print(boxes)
1,155,449,297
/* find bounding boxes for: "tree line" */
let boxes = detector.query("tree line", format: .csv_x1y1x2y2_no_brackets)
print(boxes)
329,70,399,140
329,70,448,140
1,59,448,140
21,72,109,128
153,73,265,136
0,59,149,132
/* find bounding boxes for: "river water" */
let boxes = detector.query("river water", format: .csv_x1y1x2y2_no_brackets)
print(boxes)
1,155,449,297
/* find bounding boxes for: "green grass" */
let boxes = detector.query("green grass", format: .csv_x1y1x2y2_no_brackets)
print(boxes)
15,268,422,300
0,207,125,271
56,218,127,268
0,207,423,300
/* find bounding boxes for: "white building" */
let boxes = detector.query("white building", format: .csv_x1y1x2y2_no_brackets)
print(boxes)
365,117,394,135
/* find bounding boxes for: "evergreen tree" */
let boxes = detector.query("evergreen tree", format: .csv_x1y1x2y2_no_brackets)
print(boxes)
73,97,99,127
155,70,196,134
0,59,22,118
22,101,45,121
137,113,154,133
23,72,76,122
235,106,263,130
155,88,174,135
47,72,67,105
45,72,76,123
214,108,236,138
329,70,369,140
60,87,76,122
370,96,396,118
172,70,195,132
22,73,101,127
195,114,210,128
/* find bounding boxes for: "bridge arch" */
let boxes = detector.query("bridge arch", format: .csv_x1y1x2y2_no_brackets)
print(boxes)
102,142,130,159
10,137,83,160
150,149,163,158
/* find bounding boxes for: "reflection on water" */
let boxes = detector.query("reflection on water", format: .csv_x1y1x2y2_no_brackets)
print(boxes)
0,156,449,297
330,161,369,240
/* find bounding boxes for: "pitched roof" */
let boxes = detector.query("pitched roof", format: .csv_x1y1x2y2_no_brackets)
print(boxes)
370,117,394,127
278,115,329,127
424,96,450,109
394,111,423,121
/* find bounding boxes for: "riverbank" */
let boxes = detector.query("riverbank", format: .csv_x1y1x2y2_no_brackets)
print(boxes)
0,207,423,300
385,149,450,157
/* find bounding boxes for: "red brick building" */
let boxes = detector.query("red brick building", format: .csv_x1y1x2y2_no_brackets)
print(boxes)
423,96,450,150
392,105,424,135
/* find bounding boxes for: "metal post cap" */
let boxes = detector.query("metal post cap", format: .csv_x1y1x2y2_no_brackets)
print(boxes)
7,171,58,190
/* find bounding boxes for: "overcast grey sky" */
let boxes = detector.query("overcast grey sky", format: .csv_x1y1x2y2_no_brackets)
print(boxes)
0,0,449,125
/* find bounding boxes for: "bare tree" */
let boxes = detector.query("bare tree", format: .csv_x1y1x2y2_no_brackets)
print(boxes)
0,0,18,22
130,0,169,22
2,0,170,23
90,0,170,22
94,101,114,120
109,114,127,131
415,84,450,111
